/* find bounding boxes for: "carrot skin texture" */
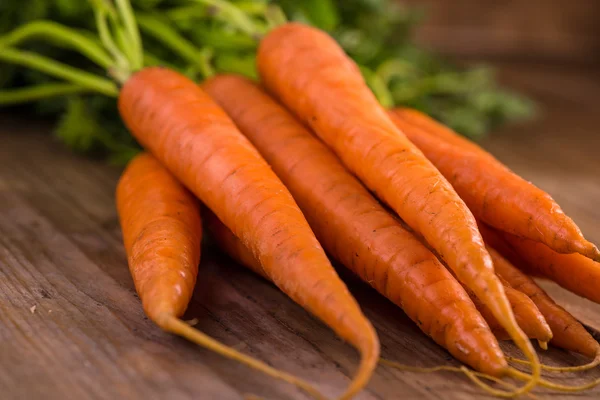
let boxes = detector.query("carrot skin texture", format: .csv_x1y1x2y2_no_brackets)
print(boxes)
481,237,600,358
463,278,552,343
203,74,508,376
119,68,378,399
116,153,202,323
502,233,600,305
388,108,600,261
257,25,537,384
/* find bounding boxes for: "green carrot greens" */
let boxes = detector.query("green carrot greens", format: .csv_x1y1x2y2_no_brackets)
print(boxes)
0,0,535,164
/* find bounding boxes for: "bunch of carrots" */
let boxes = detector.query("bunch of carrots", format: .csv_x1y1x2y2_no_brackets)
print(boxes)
2,1,600,398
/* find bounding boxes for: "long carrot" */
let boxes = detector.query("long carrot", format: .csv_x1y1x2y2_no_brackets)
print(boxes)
205,211,529,396
203,74,508,378
501,233,600,305
0,6,378,398
388,107,600,261
479,232,600,370
119,68,378,400
116,153,322,398
257,23,539,394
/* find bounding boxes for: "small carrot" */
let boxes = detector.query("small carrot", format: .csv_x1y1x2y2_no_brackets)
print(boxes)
501,233,600,305
479,232,600,370
460,276,552,347
388,107,600,261
116,153,322,397
258,23,539,394
203,74,509,378
119,68,378,400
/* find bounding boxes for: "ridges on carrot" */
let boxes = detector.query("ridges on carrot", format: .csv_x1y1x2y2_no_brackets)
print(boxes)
206,209,526,397
387,107,600,262
480,227,600,382
117,153,324,399
202,73,508,379
119,68,379,400
257,23,540,396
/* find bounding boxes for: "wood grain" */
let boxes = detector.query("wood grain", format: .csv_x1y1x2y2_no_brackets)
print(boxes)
1,65,600,399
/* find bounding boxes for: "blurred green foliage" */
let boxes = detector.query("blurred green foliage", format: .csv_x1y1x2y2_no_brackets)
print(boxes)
0,0,535,164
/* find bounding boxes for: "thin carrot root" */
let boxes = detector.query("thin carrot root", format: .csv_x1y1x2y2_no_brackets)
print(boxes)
380,359,538,399
510,367,600,391
537,341,548,351
507,352,600,373
159,315,326,400
339,346,379,400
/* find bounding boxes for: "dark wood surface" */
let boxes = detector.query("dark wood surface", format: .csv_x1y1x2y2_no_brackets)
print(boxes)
1,65,600,400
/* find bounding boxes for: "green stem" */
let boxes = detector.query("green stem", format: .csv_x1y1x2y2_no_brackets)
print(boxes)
198,48,215,78
94,5,130,81
0,48,118,97
234,1,269,15
115,0,143,70
137,14,213,76
166,5,211,22
0,83,90,106
0,21,113,69
192,0,263,38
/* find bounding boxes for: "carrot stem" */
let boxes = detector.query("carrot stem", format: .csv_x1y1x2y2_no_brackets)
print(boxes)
159,315,326,400
92,4,130,82
114,0,143,70
0,48,118,96
0,83,90,106
0,20,113,69
136,14,213,78
192,0,264,38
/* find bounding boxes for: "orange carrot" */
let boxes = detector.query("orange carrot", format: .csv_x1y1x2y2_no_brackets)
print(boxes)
118,68,378,400
388,107,600,261
481,236,600,367
257,23,539,393
206,212,534,395
203,74,508,377
116,153,322,397
461,276,552,346
502,233,600,305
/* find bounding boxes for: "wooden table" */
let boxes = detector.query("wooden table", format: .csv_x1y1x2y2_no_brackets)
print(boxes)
1,64,600,399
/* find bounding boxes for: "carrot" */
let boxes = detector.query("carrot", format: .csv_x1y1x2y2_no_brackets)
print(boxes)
1,7,378,398
118,68,378,400
116,153,322,398
461,276,552,347
388,107,600,261
206,211,529,396
501,233,600,305
202,74,508,378
479,232,600,370
257,23,539,394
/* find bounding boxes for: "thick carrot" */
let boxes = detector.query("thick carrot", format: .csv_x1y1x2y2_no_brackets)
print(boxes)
502,233,600,305
257,23,539,393
118,68,378,400
116,153,322,397
388,107,600,261
480,234,600,366
203,74,507,376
